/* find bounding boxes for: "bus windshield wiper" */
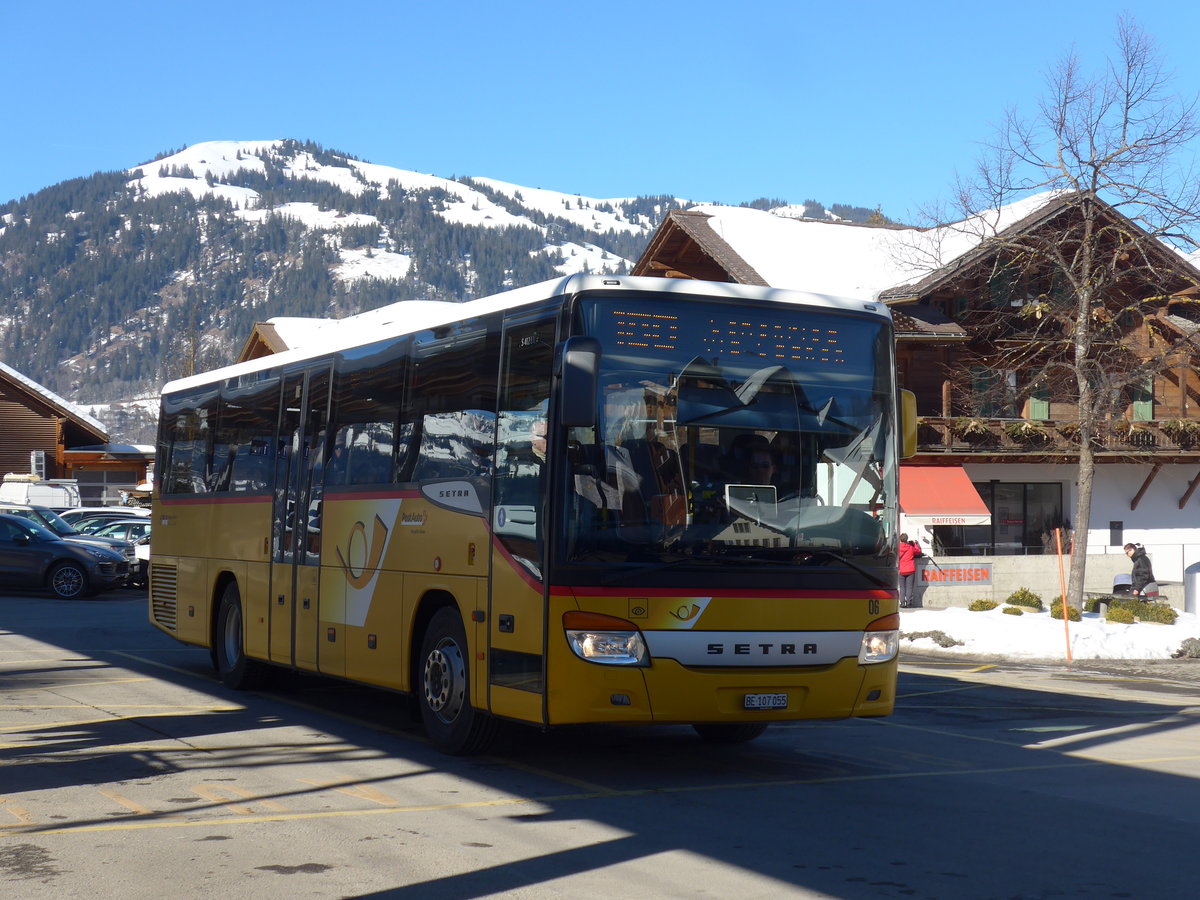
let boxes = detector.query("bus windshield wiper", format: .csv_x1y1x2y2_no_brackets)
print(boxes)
800,550,891,588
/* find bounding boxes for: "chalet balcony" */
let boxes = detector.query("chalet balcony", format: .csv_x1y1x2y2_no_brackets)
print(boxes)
915,417,1200,457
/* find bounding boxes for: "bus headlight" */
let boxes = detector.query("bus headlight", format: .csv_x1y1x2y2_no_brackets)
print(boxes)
563,611,649,666
859,613,900,664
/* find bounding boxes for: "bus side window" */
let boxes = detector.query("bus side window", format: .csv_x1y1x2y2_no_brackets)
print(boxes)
329,338,407,488
410,322,499,483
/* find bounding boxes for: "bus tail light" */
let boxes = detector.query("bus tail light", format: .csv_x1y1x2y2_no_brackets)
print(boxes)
859,613,899,664
563,611,648,666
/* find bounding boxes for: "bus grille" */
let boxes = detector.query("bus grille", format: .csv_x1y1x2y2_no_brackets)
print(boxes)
150,564,179,631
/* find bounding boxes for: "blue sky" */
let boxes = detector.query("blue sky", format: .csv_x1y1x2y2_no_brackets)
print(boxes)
5,1,1200,222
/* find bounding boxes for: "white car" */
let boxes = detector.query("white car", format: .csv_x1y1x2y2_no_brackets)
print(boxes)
132,536,150,588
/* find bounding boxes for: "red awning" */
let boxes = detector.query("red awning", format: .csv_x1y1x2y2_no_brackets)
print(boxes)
899,466,991,527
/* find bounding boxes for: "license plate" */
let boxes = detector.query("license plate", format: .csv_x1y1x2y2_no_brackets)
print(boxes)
744,693,788,710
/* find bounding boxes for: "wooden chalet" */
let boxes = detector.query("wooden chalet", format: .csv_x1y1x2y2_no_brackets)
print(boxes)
633,196,1200,565
0,361,152,505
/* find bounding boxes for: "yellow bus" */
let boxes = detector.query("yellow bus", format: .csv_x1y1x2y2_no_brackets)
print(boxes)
149,275,915,753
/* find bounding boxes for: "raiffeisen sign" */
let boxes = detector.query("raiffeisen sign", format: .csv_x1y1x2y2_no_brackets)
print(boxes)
921,564,993,585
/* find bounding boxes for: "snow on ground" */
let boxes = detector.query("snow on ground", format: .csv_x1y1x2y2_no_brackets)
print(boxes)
550,241,629,275
901,604,1200,660
332,247,412,283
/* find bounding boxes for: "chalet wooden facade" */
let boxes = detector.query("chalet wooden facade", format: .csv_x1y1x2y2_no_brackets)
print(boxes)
0,361,151,505
632,195,1200,577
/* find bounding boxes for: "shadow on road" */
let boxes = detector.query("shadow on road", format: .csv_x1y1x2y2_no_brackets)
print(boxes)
3,589,1200,897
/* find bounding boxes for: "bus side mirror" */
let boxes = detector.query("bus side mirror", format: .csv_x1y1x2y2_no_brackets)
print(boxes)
899,389,917,459
559,337,601,428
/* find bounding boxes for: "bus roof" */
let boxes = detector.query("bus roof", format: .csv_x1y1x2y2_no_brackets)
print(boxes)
161,274,891,396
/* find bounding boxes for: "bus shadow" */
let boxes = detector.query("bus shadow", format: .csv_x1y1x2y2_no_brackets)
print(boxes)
4,596,1200,898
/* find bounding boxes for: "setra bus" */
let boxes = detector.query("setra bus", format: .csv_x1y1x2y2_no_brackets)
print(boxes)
149,274,916,753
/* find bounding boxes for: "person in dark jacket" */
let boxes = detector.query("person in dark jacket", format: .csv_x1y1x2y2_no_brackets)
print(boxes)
897,533,923,608
1123,543,1159,599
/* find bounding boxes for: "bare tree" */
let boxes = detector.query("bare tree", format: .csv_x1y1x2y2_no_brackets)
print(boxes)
934,18,1200,607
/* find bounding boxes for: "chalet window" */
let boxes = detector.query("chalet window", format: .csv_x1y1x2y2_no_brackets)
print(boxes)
1129,378,1154,421
988,268,1021,308
1028,381,1050,420
969,367,1018,417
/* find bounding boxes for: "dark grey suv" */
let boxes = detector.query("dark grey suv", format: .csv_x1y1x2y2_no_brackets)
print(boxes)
0,502,136,573
0,514,130,598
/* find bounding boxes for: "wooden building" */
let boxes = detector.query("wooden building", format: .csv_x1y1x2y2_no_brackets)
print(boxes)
0,361,151,505
632,194,1200,577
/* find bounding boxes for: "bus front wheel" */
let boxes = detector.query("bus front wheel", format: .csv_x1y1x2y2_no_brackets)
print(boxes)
417,607,499,755
215,583,268,690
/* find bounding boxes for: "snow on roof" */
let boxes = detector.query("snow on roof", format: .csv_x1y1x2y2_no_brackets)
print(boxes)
166,274,887,396
0,359,106,434
691,192,1060,299
262,300,466,352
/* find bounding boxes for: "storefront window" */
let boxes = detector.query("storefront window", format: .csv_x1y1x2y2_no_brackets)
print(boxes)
932,482,1064,556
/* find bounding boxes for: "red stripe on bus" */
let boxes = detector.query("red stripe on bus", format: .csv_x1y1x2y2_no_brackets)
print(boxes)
157,494,269,506
566,586,894,600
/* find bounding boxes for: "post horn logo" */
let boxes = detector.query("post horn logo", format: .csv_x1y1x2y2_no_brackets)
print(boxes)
668,602,702,621
336,514,389,589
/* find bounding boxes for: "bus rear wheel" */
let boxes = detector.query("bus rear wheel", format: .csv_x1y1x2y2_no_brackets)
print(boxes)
418,607,499,755
692,723,769,744
214,582,268,690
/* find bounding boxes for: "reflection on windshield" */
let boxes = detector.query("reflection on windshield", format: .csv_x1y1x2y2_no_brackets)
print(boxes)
561,300,897,577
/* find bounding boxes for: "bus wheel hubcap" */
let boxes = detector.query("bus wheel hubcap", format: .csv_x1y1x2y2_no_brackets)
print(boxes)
423,639,465,724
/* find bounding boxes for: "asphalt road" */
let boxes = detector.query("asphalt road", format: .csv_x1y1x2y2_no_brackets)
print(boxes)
3,586,1200,899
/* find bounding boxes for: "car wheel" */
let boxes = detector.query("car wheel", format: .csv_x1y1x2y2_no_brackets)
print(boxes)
214,582,268,689
691,723,770,744
48,562,90,599
417,607,499,755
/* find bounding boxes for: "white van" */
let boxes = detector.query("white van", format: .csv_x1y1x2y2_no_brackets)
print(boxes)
0,474,82,511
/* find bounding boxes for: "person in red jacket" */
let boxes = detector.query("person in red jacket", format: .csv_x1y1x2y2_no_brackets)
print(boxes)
897,532,923,608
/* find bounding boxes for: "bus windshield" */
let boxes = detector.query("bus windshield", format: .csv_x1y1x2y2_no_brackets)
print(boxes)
560,295,897,584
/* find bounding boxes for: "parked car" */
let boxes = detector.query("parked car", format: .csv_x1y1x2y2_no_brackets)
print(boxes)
59,506,151,532
0,502,137,572
91,520,153,588
89,518,152,544
131,536,150,588
0,513,130,598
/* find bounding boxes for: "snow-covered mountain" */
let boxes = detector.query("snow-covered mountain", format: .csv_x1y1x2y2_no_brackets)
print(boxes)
0,139,884,442
129,140,667,282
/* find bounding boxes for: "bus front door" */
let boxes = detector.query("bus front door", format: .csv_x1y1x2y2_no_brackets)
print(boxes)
269,366,331,671
488,312,556,723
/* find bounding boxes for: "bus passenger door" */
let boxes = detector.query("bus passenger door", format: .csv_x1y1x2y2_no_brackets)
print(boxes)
488,312,556,723
269,366,331,671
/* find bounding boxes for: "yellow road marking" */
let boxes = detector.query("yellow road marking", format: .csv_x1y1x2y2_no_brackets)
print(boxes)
0,709,244,734
99,790,153,815
497,759,618,794
0,757,1117,836
2,806,33,826
0,704,241,710
898,684,991,699
0,677,153,691
111,650,213,682
191,784,289,815
298,778,399,806
0,658,98,664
